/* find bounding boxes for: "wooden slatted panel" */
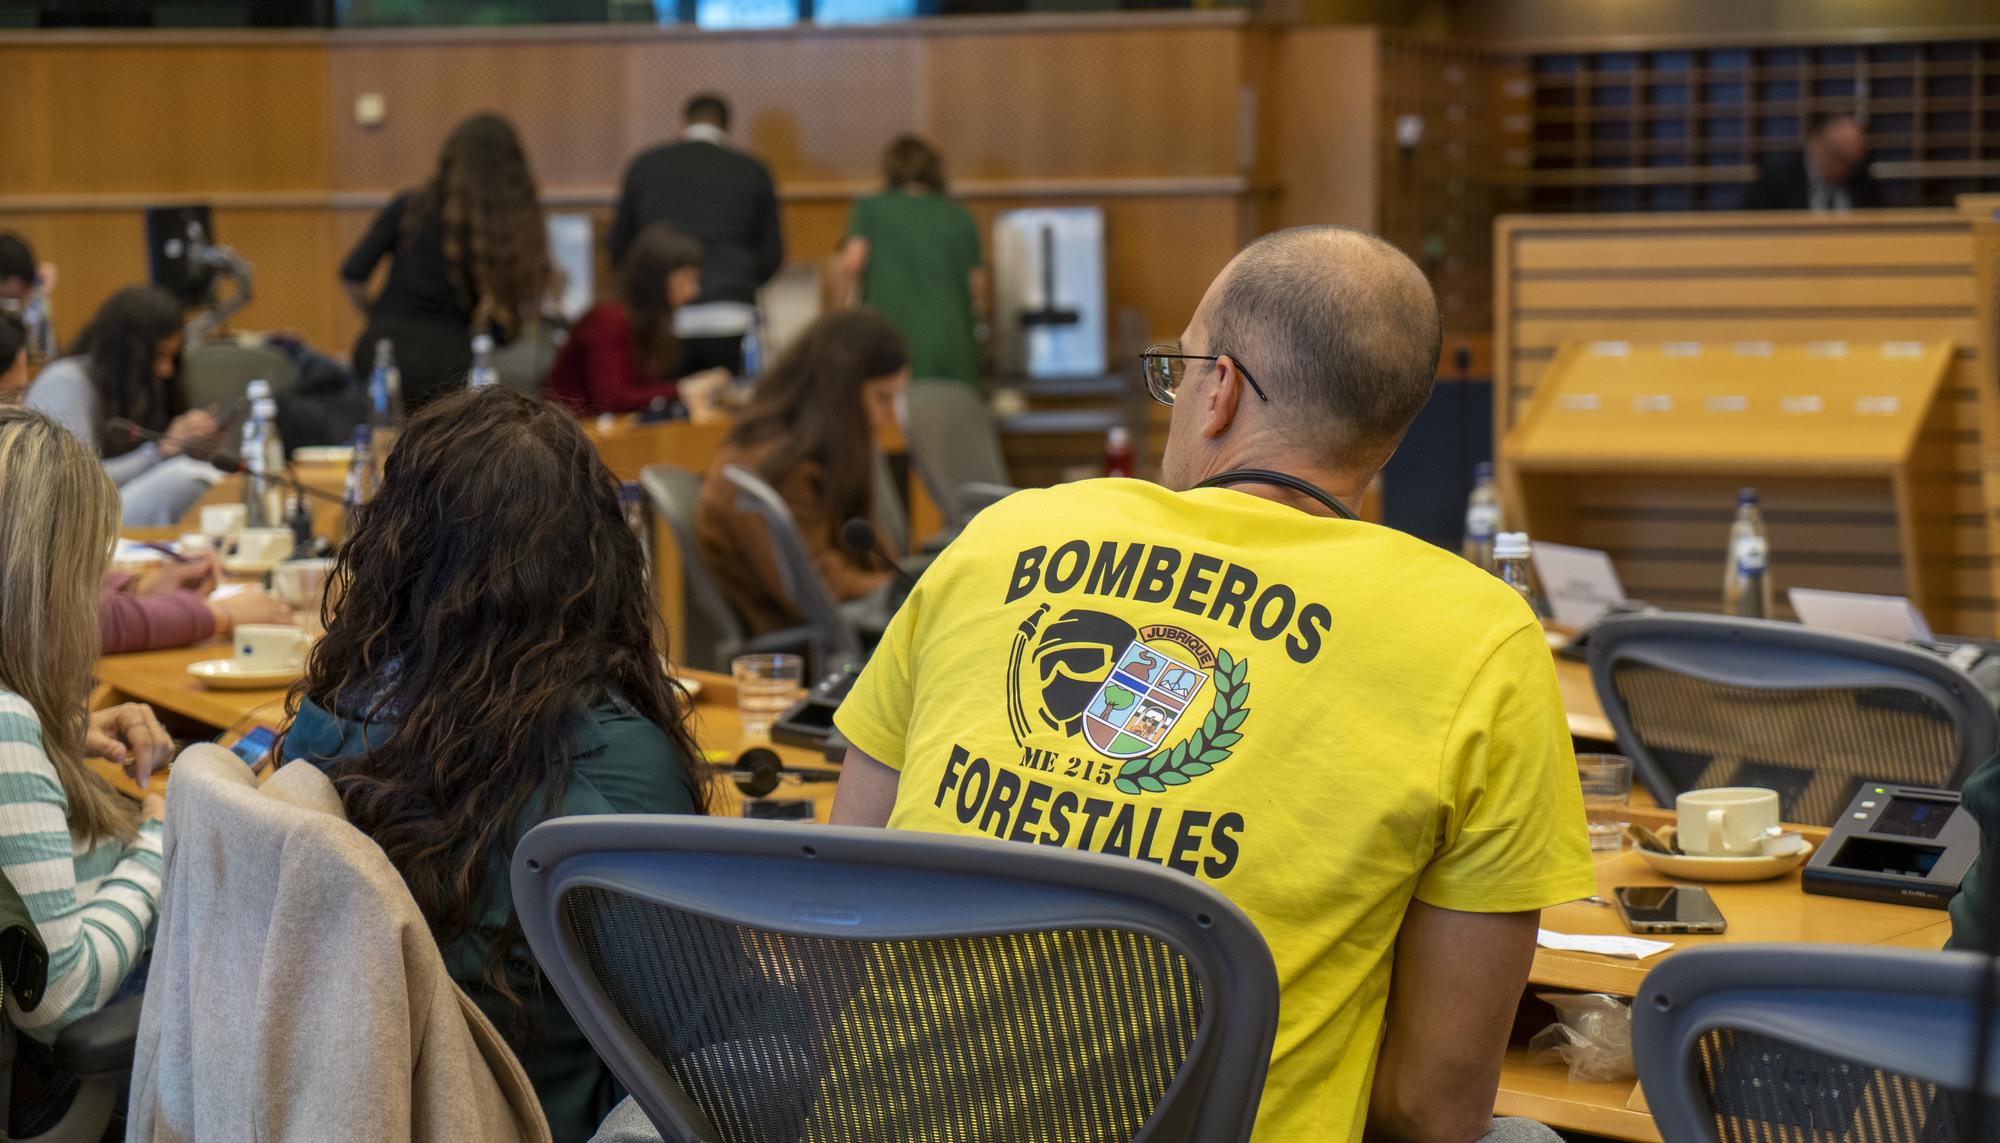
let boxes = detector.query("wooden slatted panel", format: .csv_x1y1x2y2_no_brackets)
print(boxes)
1495,210,2000,635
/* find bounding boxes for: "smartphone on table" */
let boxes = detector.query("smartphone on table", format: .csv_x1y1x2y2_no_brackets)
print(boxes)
1613,885,1727,934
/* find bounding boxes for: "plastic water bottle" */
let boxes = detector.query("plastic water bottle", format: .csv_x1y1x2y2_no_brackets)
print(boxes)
1462,461,1502,572
1103,426,1135,478
240,397,285,528
1724,487,1774,619
368,338,403,432
739,318,762,382
467,333,498,389
20,292,53,366
618,481,651,583
1494,531,1544,615
342,424,377,536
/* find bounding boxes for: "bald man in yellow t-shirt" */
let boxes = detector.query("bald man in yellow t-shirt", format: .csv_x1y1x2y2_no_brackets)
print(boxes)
832,227,1596,1143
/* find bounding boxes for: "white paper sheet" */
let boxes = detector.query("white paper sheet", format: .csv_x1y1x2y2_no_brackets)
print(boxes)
1787,588,1934,644
1529,542,1627,630
1536,929,1674,959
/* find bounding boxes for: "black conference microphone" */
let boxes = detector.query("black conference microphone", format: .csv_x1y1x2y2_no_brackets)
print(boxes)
204,452,351,508
840,517,919,593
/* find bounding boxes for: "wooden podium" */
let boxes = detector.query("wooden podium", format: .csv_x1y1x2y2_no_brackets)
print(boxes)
1501,339,1963,625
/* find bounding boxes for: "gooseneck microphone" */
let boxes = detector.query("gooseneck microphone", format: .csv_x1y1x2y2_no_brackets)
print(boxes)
840,517,919,593
728,747,841,798
204,452,350,508
111,418,349,508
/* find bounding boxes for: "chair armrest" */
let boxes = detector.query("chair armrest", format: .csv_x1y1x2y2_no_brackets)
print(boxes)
50,994,142,1077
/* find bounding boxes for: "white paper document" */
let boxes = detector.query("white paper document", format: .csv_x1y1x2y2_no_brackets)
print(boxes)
1788,588,1934,644
1529,542,1627,629
1537,929,1674,959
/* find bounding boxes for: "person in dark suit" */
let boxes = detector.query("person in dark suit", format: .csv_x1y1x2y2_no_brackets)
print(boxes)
608,94,784,376
1741,112,1885,213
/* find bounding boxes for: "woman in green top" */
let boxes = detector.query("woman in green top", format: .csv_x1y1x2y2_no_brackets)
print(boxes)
278,386,711,1143
840,136,987,386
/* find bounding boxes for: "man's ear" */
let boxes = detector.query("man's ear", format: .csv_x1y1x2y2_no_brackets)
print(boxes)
1201,356,1248,440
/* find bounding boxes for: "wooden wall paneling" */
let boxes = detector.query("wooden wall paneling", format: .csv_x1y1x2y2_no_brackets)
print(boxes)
326,40,632,192
1377,33,1493,334
11,43,329,196
1494,207,1997,633
925,27,1243,181
1262,26,1379,235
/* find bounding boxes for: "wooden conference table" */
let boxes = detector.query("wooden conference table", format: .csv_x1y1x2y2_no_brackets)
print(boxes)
92,624,1943,1142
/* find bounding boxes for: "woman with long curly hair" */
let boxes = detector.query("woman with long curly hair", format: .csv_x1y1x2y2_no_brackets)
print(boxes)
277,386,708,1141
340,113,551,409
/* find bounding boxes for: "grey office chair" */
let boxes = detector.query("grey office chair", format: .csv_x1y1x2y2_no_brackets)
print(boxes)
514,816,1280,1143
720,464,865,677
493,326,558,395
0,867,141,1143
869,448,910,557
180,342,299,412
637,464,813,674
1588,614,1998,825
902,380,1016,532
1634,944,2000,1143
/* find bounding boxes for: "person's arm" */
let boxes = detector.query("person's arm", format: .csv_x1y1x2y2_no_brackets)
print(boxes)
831,746,900,826
608,161,643,270
753,170,786,288
837,237,869,308
98,572,216,655
0,705,161,1037
338,195,406,312
1367,903,1539,1143
577,309,679,414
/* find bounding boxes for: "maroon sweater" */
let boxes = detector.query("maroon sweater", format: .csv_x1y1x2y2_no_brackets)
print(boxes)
98,572,215,655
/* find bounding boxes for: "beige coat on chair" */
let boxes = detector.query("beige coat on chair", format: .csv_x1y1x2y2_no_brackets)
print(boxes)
127,746,552,1143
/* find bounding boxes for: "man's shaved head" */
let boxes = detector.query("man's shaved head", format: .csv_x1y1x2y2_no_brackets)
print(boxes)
1199,227,1442,458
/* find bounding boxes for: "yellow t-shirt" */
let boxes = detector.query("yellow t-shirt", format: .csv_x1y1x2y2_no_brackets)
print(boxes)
835,478,1598,1142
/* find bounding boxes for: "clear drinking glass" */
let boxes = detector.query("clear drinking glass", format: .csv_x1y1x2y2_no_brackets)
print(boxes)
1577,754,1634,852
732,654,806,738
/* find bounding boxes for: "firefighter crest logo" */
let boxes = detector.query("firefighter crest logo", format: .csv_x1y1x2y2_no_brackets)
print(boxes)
1008,604,1252,795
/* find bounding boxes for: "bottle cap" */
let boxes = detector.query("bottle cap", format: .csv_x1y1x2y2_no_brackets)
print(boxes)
1493,531,1530,560
1107,426,1131,448
252,397,278,418
1738,487,1759,506
246,379,271,400
1474,461,1494,481
350,424,372,447
471,333,494,353
375,337,393,356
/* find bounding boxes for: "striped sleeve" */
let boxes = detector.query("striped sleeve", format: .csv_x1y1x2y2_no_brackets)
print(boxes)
0,697,159,1039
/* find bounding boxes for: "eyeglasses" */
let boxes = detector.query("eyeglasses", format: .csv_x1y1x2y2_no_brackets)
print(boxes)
1139,344,1270,407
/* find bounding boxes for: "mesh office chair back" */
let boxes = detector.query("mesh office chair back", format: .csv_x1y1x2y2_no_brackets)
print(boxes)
639,464,748,673
513,816,1279,1143
903,380,1010,529
721,464,865,674
1634,944,2000,1143
1588,614,1997,825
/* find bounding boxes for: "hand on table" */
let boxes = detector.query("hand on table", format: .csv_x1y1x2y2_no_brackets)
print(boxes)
85,702,174,790
205,587,293,635
133,552,221,597
158,408,219,458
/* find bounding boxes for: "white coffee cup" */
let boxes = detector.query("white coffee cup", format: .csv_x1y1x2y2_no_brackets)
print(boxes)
201,504,248,539
270,558,334,611
177,533,214,557
225,527,293,565
233,623,308,672
1676,787,1782,857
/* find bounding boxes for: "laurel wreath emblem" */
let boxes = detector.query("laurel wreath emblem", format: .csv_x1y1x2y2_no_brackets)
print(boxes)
1113,649,1249,795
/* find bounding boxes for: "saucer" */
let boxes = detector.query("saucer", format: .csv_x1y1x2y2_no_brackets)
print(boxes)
1634,826,1813,883
291,446,354,465
222,556,282,577
187,659,301,690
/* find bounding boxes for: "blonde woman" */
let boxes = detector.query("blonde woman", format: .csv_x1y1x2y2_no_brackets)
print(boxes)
0,407,173,1038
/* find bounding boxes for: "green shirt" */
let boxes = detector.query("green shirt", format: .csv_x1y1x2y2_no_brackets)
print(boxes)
287,694,699,1143
848,190,983,385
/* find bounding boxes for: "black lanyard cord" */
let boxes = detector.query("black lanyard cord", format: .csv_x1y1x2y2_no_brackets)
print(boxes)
1193,468,1360,521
